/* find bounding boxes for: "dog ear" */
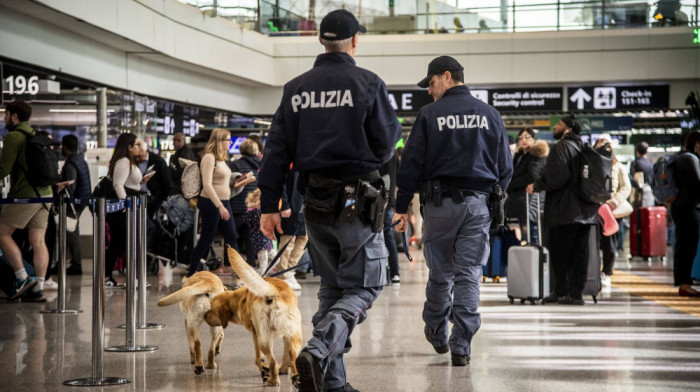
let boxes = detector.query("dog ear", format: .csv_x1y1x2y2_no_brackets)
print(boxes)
218,304,230,329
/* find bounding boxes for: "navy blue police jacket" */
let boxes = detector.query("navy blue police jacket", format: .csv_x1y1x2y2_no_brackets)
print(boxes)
395,85,513,214
258,51,402,213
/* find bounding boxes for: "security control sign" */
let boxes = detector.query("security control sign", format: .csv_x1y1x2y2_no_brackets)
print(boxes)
568,85,669,110
480,87,564,111
388,87,563,114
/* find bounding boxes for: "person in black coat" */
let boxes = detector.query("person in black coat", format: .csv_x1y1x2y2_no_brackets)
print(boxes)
230,138,261,266
528,114,598,305
143,149,174,214
506,128,548,244
671,130,700,297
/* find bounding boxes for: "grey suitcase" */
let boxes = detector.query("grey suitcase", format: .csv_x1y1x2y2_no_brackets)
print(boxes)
507,193,550,305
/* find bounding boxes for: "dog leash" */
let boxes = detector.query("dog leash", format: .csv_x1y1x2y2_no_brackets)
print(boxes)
262,226,303,277
262,220,412,280
267,261,310,278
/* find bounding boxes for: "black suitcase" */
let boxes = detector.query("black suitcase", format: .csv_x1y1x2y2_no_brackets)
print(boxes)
583,224,602,303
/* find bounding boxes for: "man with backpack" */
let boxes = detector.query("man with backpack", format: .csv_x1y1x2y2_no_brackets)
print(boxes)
0,100,52,302
527,114,599,305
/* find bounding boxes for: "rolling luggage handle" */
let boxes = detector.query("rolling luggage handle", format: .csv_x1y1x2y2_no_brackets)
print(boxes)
524,192,542,247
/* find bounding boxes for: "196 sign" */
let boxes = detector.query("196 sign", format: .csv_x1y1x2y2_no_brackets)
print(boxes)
5,75,40,95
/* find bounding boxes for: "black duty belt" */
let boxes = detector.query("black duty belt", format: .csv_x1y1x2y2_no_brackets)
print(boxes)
441,190,480,198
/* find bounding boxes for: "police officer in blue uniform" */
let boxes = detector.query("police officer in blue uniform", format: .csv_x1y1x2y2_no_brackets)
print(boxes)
258,9,401,392
393,56,512,366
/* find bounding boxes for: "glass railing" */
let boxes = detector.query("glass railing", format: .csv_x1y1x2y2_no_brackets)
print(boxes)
178,0,697,35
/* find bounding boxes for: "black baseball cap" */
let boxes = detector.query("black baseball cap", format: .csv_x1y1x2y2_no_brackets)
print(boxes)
320,9,366,41
417,56,464,88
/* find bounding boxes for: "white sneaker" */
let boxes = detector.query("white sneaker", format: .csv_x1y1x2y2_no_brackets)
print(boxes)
43,278,59,291
601,274,611,287
391,275,401,285
285,276,302,291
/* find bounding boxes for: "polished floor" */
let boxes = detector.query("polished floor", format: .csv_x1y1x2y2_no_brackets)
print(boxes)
1,246,700,392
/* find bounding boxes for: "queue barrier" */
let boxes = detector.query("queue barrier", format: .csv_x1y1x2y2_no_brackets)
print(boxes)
64,198,130,386
2,194,166,386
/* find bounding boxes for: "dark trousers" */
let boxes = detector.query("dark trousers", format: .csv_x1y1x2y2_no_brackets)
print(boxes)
383,207,400,276
600,218,622,276
105,211,126,279
233,212,255,267
66,206,85,268
547,223,591,299
188,198,238,276
671,204,700,286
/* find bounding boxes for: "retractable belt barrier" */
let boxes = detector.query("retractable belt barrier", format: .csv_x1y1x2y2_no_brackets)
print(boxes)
3,194,163,386
105,195,157,353
64,198,130,386
117,194,164,331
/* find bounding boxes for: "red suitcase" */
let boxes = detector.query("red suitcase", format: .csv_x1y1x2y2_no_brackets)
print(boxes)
630,207,667,259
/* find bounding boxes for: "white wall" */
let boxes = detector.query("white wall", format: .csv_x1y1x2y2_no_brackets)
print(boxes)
0,0,697,115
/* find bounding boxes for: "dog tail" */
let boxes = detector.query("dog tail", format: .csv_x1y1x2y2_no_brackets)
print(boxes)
227,246,277,298
157,282,213,307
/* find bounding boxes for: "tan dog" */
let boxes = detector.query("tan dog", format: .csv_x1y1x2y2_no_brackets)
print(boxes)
157,271,225,374
205,247,302,387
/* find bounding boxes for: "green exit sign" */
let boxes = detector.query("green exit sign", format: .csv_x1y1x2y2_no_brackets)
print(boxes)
695,29,700,44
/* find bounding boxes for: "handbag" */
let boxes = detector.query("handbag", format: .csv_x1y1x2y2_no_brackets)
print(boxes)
54,215,78,232
598,203,619,236
612,200,633,218
179,158,202,199
92,176,118,199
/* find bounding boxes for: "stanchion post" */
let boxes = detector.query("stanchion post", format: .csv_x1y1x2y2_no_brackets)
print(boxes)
105,196,157,352
42,192,81,315
64,198,129,386
136,194,164,329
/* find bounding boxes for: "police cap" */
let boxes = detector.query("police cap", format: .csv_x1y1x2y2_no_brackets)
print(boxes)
320,9,367,41
418,56,464,88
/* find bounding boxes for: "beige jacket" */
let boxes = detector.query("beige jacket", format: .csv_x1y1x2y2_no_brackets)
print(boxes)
608,160,631,208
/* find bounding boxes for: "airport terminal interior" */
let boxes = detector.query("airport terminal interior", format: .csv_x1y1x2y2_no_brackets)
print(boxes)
1,0,700,391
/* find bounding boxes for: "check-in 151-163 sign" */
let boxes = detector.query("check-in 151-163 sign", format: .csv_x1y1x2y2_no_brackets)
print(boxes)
568,85,669,110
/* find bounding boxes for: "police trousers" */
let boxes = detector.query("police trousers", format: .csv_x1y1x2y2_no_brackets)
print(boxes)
305,218,387,389
421,194,491,357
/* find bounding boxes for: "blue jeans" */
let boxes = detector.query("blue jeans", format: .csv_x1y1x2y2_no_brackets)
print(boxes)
383,207,400,277
188,197,238,276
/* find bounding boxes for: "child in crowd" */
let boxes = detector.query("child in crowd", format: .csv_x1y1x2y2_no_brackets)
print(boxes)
242,189,275,275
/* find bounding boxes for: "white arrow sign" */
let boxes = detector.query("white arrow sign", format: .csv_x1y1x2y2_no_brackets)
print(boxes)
570,88,592,110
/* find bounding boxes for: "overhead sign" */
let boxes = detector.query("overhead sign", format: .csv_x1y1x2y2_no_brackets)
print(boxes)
387,90,433,113
388,87,563,114
568,85,669,110
482,87,564,111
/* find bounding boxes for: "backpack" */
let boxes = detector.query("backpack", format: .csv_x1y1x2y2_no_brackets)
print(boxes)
14,129,61,187
160,194,194,234
652,153,681,206
179,158,202,199
571,141,613,204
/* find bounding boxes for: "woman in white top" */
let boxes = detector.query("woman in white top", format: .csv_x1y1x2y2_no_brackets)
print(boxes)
105,133,147,287
187,128,239,277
